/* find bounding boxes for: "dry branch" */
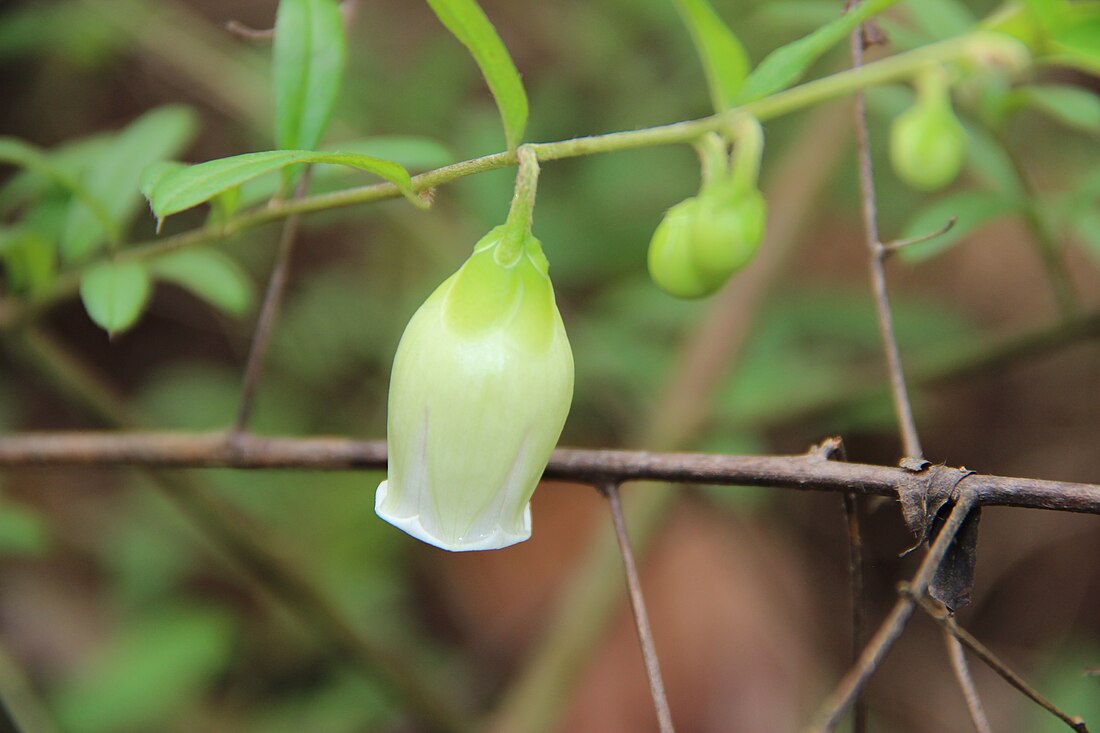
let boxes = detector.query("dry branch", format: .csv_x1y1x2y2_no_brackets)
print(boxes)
0,432,1098,515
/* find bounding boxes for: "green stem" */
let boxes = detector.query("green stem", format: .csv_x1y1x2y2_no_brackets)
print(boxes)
498,145,540,265
727,114,764,195
1,31,1016,324
695,132,730,192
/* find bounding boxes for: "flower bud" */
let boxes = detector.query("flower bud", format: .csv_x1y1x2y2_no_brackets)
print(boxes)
890,69,968,191
647,187,767,300
376,225,574,551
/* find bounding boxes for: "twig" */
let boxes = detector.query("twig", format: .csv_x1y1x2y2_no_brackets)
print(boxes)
879,216,957,257
944,628,994,733
601,483,676,733
0,640,60,733
224,19,274,41
0,432,1098,515
914,595,1090,733
805,492,979,732
848,5,922,460
233,170,311,432
842,492,867,733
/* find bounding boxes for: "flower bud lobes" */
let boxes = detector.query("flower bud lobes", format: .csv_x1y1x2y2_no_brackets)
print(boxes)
647,198,723,299
890,69,968,191
647,187,767,300
376,225,574,551
690,186,766,282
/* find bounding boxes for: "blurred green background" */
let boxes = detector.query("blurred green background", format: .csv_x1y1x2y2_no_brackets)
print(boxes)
0,0,1098,731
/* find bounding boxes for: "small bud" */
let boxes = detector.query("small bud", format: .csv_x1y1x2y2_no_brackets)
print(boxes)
376,225,574,551
647,187,767,299
890,68,968,191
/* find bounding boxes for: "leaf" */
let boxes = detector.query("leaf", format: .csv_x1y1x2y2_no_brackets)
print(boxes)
79,261,152,335
0,228,56,293
152,248,255,317
737,0,900,103
0,137,119,241
899,191,1020,262
425,0,528,150
0,132,111,216
1013,84,1100,133
144,150,418,223
673,0,750,111
963,123,1023,196
61,105,199,262
274,0,346,152
903,0,976,40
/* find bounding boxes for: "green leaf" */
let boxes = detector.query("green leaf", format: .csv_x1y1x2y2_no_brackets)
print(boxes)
53,606,234,733
899,191,1020,262
152,248,255,317
274,0,346,152
903,0,975,40
144,150,418,223
61,105,199,262
425,0,528,150
0,228,56,293
737,0,900,103
0,132,111,216
963,123,1023,196
1012,84,1100,133
79,260,152,335
673,0,749,111
0,137,119,242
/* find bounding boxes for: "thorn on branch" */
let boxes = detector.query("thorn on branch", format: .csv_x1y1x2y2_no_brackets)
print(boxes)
808,436,846,461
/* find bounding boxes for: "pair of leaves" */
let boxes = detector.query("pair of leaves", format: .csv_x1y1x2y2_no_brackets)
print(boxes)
673,0,901,113
79,249,254,336
62,105,198,261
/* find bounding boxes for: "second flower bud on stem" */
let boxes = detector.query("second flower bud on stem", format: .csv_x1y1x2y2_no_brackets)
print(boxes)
648,116,768,299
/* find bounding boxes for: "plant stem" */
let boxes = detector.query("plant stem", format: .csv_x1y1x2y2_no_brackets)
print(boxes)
602,483,676,733
232,169,311,432
3,31,1006,324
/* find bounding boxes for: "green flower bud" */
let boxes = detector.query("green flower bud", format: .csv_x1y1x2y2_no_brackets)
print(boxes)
690,186,767,281
376,225,574,551
647,187,767,300
890,69,968,191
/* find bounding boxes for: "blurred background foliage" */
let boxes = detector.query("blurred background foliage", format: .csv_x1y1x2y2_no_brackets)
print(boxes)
0,0,1098,731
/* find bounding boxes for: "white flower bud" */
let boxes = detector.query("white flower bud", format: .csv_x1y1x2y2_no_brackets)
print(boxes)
376,225,574,551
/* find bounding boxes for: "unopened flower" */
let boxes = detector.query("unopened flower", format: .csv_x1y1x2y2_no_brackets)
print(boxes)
376,225,573,551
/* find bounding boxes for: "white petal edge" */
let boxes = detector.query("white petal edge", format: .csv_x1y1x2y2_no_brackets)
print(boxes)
375,480,532,552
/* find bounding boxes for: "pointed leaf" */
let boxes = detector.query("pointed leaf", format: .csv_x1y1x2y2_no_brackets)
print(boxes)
0,137,118,241
144,150,418,222
737,0,900,103
425,0,528,150
61,106,199,262
673,0,750,111
0,228,56,293
274,0,346,152
1013,84,1100,133
152,248,255,317
79,260,152,335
